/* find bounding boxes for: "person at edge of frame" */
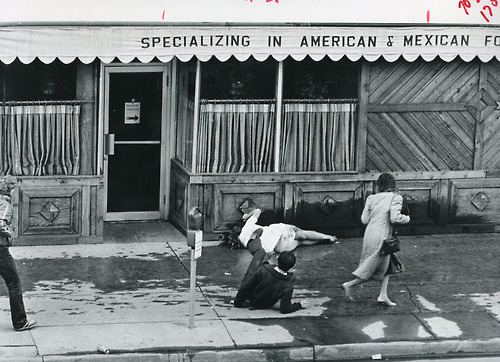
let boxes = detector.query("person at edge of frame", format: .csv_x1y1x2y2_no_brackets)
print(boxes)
0,176,37,332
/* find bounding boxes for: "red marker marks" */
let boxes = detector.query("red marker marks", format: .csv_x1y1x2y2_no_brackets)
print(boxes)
458,0,497,22
162,10,165,20
426,10,430,23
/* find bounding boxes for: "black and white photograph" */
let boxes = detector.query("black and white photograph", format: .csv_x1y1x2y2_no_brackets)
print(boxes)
0,0,499,360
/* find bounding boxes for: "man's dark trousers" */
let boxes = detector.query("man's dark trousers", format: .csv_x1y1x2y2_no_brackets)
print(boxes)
240,237,266,287
0,247,28,329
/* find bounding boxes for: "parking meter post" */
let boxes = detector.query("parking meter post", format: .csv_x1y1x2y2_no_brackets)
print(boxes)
187,207,203,329
189,246,196,329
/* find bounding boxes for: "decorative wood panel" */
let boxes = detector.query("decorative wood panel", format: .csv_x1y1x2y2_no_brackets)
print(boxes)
448,178,500,224
11,176,104,245
21,188,80,235
366,58,481,172
212,184,284,232
293,181,363,231
397,180,440,226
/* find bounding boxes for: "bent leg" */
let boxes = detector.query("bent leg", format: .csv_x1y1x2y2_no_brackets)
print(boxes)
0,248,27,329
241,237,266,287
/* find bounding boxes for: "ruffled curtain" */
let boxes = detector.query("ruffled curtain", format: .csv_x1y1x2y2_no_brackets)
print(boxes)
197,102,275,173
0,103,81,176
280,102,356,172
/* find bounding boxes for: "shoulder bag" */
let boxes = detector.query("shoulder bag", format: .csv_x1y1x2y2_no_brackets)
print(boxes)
380,194,400,256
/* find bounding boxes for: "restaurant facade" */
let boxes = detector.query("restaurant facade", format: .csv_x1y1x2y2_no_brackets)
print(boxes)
1,9,499,244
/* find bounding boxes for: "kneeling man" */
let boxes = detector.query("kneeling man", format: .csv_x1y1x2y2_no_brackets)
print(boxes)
234,251,305,314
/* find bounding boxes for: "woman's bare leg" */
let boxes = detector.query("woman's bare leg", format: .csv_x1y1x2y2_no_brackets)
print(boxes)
377,275,396,306
295,229,337,244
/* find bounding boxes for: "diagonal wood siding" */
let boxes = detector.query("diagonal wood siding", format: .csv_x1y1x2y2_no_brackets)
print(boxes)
364,58,500,172
481,61,500,170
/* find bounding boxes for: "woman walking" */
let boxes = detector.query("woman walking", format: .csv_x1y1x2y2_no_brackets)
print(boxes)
342,173,410,306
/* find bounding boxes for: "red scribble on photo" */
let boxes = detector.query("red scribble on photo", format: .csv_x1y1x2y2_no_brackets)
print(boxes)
458,0,496,22
481,5,493,21
458,0,471,15
426,10,430,23
162,10,165,20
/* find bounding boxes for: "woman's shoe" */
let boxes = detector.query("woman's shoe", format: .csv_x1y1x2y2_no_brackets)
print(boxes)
377,297,396,307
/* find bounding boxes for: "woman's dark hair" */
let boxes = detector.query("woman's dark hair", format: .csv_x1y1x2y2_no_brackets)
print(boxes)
376,173,397,192
278,251,296,272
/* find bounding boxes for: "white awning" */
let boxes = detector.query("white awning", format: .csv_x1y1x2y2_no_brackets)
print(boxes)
0,25,498,64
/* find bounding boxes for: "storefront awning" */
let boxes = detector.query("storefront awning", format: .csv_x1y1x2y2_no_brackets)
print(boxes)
0,25,498,64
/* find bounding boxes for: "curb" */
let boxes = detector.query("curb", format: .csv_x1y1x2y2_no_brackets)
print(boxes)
17,337,500,361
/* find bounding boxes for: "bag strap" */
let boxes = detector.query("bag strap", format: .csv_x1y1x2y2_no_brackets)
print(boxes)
388,193,398,235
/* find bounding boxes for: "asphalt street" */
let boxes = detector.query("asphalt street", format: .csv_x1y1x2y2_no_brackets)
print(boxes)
0,222,498,361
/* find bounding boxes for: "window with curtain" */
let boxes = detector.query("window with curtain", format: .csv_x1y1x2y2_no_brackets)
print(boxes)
281,56,359,172
191,55,360,174
280,101,356,172
197,56,276,173
0,103,81,176
197,101,275,173
0,59,81,176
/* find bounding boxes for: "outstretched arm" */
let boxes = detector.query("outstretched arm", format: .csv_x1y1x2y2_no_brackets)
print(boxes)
279,287,303,314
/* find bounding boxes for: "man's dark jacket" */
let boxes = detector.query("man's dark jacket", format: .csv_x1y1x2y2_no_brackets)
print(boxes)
234,263,302,314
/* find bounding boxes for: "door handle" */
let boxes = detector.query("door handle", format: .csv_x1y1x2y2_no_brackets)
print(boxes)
104,134,115,155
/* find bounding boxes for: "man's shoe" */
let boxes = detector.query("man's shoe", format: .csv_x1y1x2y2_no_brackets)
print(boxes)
15,320,37,332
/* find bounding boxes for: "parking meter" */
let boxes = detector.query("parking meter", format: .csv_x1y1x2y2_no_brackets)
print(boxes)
187,207,203,248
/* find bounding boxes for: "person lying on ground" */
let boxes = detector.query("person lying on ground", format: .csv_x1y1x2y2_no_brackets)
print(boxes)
234,251,306,314
237,207,338,255
233,206,338,287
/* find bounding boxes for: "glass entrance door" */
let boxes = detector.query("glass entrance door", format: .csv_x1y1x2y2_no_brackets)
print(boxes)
104,67,168,221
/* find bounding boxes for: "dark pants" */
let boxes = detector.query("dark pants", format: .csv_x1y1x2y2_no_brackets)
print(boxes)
0,247,27,329
240,237,266,287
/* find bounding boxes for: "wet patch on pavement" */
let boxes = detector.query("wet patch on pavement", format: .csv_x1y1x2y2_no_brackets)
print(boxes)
415,311,500,340
456,291,500,321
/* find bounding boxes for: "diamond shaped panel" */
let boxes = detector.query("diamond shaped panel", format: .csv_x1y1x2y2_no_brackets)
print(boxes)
40,201,60,222
471,192,489,211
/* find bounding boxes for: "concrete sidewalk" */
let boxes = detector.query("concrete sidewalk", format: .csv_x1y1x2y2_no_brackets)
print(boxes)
0,227,499,361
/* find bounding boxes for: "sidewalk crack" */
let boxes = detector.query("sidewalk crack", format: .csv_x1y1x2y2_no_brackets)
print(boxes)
406,285,422,312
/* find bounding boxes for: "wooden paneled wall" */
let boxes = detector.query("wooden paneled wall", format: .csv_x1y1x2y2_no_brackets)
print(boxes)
171,161,500,238
11,176,104,245
364,59,500,172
